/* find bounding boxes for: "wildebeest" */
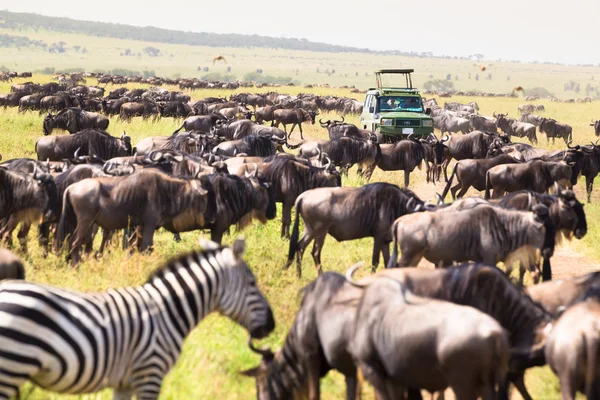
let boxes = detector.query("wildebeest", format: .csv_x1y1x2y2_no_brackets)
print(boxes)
539,118,573,144
440,130,509,180
158,101,192,118
319,117,371,140
272,108,318,139
212,135,282,157
375,139,425,187
133,132,202,156
388,205,556,282
349,269,509,400
519,113,543,126
43,108,109,135
254,104,284,125
527,272,600,316
101,97,130,116
433,113,471,135
590,120,600,136
0,249,25,280
485,160,573,199
545,288,600,400
218,105,252,120
469,114,498,132
495,112,538,144
119,101,160,121
36,129,132,161
262,157,341,238
518,104,536,114
441,154,521,200
172,113,228,134
285,183,426,276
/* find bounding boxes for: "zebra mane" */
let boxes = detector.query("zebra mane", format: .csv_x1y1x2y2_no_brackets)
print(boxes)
145,247,224,283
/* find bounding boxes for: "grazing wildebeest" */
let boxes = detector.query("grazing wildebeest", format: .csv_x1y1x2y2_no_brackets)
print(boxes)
43,108,109,135
158,101,192,118
349,269,509,400
495,112,538,144
36,129,132,161
272,108,318,139
539,118,573,144
218,105,252,120
375,139,425,187
590,120,600,136
285,183,426,276
18,93,44,113
172,113,228,134
485,160,573,198
440,131,509,180
545,288,600,400
212,135,283,157
518,104,536,114
441,154,521,200
388,204,556,282
210,119,288,142
39,94,78,114
119,101,160,121
527,272,600,316
262,157,341,238
0,249,25,280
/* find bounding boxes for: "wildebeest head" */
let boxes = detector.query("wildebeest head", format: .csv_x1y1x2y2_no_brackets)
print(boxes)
31,164,60,222
304,109,318,124
43,113,54,136
555,189,587,240
590,120,600,136
120,131,133,156
420,136,445,165
532,204,556,259
245,164,277,222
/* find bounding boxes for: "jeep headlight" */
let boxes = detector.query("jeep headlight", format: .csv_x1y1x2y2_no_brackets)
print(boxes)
380,118,394,126
422,119,433,127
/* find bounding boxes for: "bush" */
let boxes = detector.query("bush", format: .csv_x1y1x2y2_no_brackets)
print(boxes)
201,72,237,82
243,72,294,85
109,68,141,77
525,87,554,97
423,79,455,92
34,67,56,75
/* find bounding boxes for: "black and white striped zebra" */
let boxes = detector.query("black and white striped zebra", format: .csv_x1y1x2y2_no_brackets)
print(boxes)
0,239,274,399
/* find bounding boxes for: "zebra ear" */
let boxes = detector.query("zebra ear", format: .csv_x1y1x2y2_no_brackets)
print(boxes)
232,238,246,260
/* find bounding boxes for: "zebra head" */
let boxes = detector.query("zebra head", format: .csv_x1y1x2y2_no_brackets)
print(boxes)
215,238,275,339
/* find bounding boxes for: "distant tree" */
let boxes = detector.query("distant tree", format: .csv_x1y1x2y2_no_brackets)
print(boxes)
73,45,81,52
446,73,452,81
475,74,479,81
202,67,209,72
526,87,554,98
143,46,160,57
82,47,87,54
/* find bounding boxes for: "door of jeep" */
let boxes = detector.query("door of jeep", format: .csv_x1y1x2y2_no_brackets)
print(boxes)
361,94,376,131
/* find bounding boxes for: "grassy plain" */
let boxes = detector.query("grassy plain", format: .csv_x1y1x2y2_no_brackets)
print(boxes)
0,74,598,400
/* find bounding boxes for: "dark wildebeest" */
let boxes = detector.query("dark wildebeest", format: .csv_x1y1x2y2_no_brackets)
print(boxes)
133,133,202,156
210,119,288,142
388,205,556,284
172,113,228,135
57,169,209,263
262,157,341,238
440,131,510,181
349,268,509,400
254,104,284,125
36,129,132,161
527,272,600,316
272,108,318,139
18,93,44,113
0,249,25,280
319,117,371,140
420,136,446,183
212,135,283,157
441,154,521,200
469,114,498,132
119,101,160,121
218,105,252,120
539,118,573,144
243,263,553,400
375,139,425,187
158,101,192,118
519,113,543,126
545,288,600,400
39,94,79,114
495,112,538,144
578,141,600,202
433,113,471,135
285,183,426,277
485,160,573,199
101,97,130,116
43,108,109,135
590,120,600,136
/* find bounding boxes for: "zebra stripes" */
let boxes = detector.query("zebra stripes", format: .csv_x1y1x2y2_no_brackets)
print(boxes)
0,239,274,399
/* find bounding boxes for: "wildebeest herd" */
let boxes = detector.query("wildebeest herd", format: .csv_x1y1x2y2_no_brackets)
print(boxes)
0,74,598,400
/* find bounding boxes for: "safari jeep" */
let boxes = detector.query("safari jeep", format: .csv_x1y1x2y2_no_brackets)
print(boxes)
360,69,434,143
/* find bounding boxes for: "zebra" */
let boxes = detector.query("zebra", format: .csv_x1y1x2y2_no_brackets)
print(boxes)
0,238,274,399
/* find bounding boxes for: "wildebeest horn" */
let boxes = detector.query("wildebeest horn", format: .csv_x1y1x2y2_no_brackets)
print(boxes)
441,134,450,143
102,161,114,174
407,197,415,211
319,118,329,127
553,182,560,194
32,163,38,180
245,163,258,178
74,147,81,159
527,192,533,210
345,262,368,287
325,156,332,170
435,193,443,205
567,140,576,149
493,111,497,118
247,337,274,360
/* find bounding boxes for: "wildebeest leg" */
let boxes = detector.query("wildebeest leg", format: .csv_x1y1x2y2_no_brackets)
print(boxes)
512,372,533,400
371,238,385,272
17,222,31,254
70,219,96,265
586,175,594,203
404,170,410,188
38,222,51,257
173,233,181,242
306,353,321,400
358,362,391,400
295,230,314,278
210,228,225,245
98,229,113,255
311,234,327,275
381,242,390,272
281,201,294,239
397,251,424,268
298,123,304,140
558,372,577,400
345,374,361,400
443,160,450,182
140,224,156,253
0,216,16,247
364,164,376,182
288,123,296,139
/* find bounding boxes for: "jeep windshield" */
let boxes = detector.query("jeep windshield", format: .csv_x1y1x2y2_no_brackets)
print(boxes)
378,96,423,113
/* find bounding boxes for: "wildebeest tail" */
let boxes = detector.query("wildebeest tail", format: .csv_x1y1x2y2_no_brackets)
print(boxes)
172,122,185,136
542,257,552,281
287,199,302,264
440,162,458,201
375,142,382,164
387,220,399,269
485,170,492,200
492,330,510,390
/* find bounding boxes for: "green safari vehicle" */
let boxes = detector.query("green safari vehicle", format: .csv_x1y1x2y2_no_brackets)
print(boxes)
360,69,434,143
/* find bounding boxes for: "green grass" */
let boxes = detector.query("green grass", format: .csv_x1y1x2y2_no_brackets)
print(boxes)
1,76,599,399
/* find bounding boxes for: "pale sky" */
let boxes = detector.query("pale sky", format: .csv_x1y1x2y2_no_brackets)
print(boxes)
3,1,599,65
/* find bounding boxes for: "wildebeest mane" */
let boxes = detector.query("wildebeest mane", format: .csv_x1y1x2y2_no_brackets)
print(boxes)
442,263,551,362
205,174,259,226
65,129,130,160
323,137,375,166
389,140,425,168
241,135,276,157
263,158,340,200
0,168,46,218
348,183,422,230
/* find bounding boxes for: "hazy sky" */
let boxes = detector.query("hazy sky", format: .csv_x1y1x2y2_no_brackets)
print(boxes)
3,1,599,65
